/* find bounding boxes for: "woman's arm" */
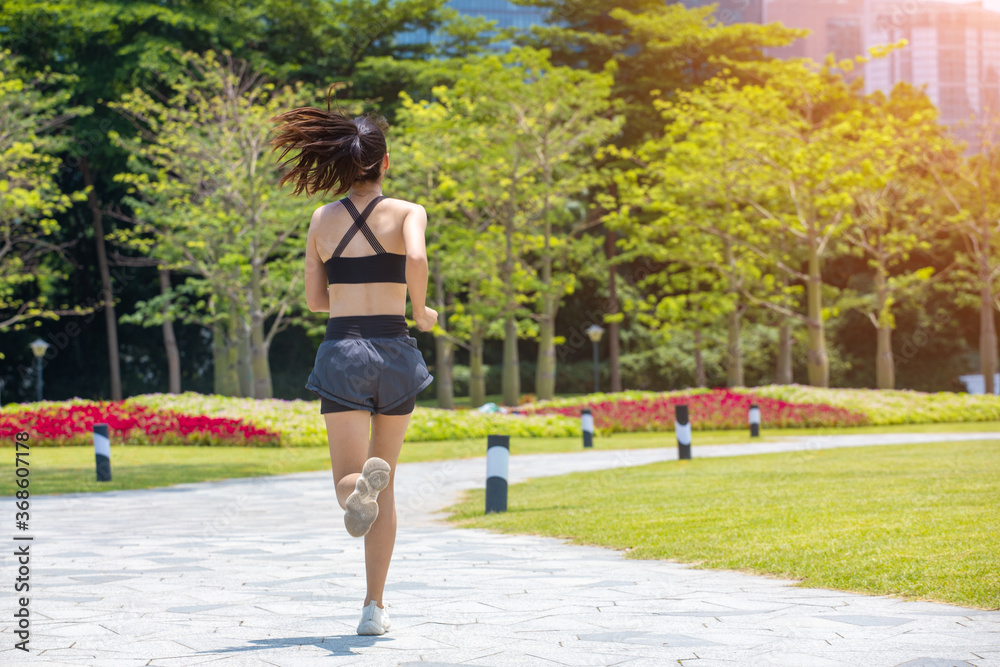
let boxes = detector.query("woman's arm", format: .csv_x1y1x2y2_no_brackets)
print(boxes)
402,204,428,314
304,207,330,313
402,204,437,331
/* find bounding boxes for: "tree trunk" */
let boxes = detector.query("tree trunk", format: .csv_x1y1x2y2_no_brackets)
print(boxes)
81,158,122,400
432,265,453,409
805,236,830,387
158,268,181,393
981,283,997,396
693,330,707,388
535,181,556,400
469,326,485,408
502,314,520,406
726,307,744,387
723,238,744,387
249,260,272,398
535,294,557,400
606,228,622,392
874,270,895,390
501,211,519,407
211,302,239,397
975,218,997,395
233,301,253,398
776,320,793,384
434,333,454,410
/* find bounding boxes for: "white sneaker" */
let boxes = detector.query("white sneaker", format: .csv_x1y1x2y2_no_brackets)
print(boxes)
357,600,390,635
344,457,391,538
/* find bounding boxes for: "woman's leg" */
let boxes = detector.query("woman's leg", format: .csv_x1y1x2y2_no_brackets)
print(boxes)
362,411,411,608
325,410,373,509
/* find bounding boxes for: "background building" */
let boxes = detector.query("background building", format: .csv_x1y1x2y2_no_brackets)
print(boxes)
765,0,1000,148
866,1,1000,145
395,0,546,48
764,0,867,63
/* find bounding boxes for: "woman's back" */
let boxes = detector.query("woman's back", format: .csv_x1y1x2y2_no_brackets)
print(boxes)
305,194,428,320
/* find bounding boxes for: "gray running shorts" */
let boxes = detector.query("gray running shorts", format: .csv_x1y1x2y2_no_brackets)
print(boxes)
305,315,434,415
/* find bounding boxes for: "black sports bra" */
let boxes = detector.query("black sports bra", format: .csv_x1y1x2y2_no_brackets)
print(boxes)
324,195,406,285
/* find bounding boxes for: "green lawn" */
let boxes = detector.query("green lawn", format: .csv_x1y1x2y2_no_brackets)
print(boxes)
447,440,1000,610
4,422,1000,497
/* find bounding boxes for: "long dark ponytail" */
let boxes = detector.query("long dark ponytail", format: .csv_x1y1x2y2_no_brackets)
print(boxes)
270,93,388,197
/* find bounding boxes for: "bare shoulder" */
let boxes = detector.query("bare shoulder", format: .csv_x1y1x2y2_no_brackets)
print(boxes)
383,197,426,228
382,196,424,215
309,202,335,229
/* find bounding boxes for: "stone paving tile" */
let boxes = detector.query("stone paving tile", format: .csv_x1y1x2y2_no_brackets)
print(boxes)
3,435,1000,666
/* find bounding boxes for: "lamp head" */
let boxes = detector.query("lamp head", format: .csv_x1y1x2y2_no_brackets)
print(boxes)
30,338,51,358
585,324,605,343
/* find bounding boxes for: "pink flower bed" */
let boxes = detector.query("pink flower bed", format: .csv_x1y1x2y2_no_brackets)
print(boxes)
0,402,280,447
524,389,869,433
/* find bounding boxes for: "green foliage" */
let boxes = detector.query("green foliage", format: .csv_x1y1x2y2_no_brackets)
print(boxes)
0,50,90,335
108,50,309,344
516,0,805,142
393,46,623,369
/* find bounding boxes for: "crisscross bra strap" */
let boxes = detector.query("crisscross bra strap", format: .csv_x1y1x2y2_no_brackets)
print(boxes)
331,195,387,258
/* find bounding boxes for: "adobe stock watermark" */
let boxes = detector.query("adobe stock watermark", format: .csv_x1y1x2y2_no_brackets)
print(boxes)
893,308,953,373
875,1,936,31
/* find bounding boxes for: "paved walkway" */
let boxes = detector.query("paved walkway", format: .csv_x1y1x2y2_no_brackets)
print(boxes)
3,433,999,666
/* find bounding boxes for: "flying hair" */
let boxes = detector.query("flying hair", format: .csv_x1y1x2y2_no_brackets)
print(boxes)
270,84,388,198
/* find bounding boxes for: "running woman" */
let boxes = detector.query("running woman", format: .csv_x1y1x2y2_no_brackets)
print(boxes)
270,105,437,636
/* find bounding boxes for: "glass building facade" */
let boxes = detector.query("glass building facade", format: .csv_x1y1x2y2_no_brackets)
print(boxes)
867,2,1000,133
395,0,547,48
397,0,763,49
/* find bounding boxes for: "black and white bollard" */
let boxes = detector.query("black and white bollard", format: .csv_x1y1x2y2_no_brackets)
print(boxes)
749,404,761,438
675,405,691,460
485,434,509,514
581,408,594,448
93,423,112,482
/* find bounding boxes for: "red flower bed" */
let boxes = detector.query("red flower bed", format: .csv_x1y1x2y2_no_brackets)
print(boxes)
0,402,280,447
524,389,868,433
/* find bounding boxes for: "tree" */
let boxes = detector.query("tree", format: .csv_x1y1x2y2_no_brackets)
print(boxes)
0,50,88,336
447,48,622,401
109,50,309,398
517,0,803,391
838,83,952,389
927,111,1000,393
393,85,536,408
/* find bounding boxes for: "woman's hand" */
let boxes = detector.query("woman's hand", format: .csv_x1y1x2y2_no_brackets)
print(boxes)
413,306,438,332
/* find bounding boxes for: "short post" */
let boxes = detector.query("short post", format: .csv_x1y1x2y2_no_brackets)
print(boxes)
581,408,594,448
749,404,761,438
93,423,112,482
675,404,691,460
485,434,509,514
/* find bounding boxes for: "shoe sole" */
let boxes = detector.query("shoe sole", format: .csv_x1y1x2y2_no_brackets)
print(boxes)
356,621,387,635
344,457,391,538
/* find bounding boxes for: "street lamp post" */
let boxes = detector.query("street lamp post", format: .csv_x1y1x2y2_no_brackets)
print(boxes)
30,339,51,402
585,324,605,394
